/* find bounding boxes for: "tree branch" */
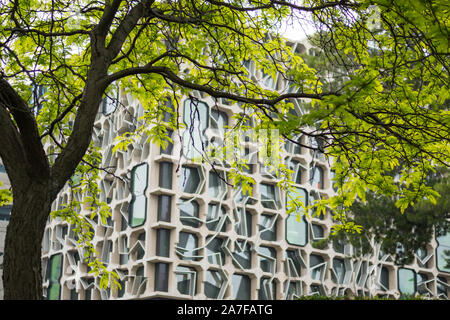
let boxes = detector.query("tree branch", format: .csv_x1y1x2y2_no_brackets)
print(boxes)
0,78,50,181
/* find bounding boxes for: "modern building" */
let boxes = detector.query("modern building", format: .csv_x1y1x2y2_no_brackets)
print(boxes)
1,40,449,300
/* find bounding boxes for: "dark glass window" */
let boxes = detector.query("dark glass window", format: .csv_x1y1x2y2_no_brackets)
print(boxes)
179,166,201,193
259,277,276,300
206,236,225,266
232,274,251,299
285,250,302,277
437,277,448,298
176,266,197,296
398,268,416,295
332,258,345,284
232,240,252,269
285,187,308,246
0,205,12,221
309,165,324,189
236,208,252,237
208,171,226,198
155,263,169,292
260,183,279,210
177,232,200,261
129,163,148,227
46,254,63,300
182,99,209,160
101,89,118,115
379,266,390,290
207,204,228,232
160,130,174,155
159,162,173,189
259,246,276,273
310,254,326,281
179,199,200,228
259,214,277,241
156,229,171,257
436,231,450,273
205,270,225,299
157,195,172,222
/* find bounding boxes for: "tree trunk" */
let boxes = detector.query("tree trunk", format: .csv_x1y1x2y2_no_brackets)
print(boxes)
2,180,53,300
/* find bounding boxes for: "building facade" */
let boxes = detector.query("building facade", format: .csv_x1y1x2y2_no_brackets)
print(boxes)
0,40,449,300
40,39,450,299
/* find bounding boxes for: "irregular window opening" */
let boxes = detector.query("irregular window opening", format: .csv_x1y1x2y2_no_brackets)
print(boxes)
232,274,251,299
178,199,201,228
175,266,197,296
398,268,416,296
286,187,308,246
129,163,148,227
176,232,200,261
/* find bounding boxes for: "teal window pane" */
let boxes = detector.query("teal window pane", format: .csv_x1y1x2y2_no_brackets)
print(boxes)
132,164,147,194
286,250,302,277
286,187,308,246
436,231,450,273
380,267,390,290
129,163,148,227
232,274,251,299
398,268,416,295
129,196,146,227
310,254,325,281
208,171,226,198
312,224,324,239
47,254,62,300
48,283,62,300
160,129,173,155
211,109,228,134
436,246,450,273
102,90,118,115
157,195,172,222
260,183,278,209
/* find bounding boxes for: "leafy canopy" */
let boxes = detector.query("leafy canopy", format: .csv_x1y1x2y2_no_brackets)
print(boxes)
0,0,449,292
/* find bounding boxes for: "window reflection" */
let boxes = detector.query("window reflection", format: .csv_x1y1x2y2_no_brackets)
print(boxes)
175,266,197,296
129,163,148,227
178,199,201,228
232,274,251,299
176,232,200,261
398,268,416,295
180,166,202,194
286,187,308,246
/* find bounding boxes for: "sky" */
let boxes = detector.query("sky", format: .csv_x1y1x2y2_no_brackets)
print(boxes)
278,14,316,41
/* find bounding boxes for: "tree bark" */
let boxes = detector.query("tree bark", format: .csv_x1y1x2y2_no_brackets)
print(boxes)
2,180,54,300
